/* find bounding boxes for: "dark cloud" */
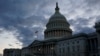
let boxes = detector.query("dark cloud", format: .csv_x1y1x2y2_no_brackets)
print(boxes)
0,0,50,47
69,17,95,34
0,0,99,47
85,0,100,9
15,42,19,44
0,0,56,17
8,44,13,47
15,42,22,46
96,15,100,22
86,0,100,5
0,0,39,16
4,37,9,39
0,15,47,47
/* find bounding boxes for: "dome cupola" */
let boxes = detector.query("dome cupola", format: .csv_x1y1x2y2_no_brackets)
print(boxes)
49,2,66,22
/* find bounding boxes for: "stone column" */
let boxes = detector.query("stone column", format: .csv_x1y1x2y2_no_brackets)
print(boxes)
49,31,51,37
94,39,97,51
59,30,61,36
46,45,48,54
47,45,49,55
43,45,44,56
90,40,92,52
97,34,100,56
53,31,54,37
45,45,46,56
52,44,54,56
57,30,58,37
49,45,51,55
54,30,55,37
47,45,49,54
51,44,52,55
48,45,49,55
63,30,64,35
48,32,49,38
44,45,47,53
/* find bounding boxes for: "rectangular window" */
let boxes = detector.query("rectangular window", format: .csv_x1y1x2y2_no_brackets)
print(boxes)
77,41,79,43
72,46,75,52
59,48,61,53
63,48,64,53
67,47,70,52
77,45,80,51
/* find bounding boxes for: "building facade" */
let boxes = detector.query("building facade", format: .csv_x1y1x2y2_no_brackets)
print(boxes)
3,3,99,56
56,33,87,56
3,49,21,56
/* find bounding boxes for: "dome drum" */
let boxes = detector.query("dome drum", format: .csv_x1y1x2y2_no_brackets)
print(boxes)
44,29,72,39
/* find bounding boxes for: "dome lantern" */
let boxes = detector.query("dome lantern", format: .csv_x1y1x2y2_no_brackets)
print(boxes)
55,2,59,12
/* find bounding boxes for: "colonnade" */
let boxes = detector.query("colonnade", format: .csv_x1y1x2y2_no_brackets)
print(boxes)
45,30,68,38
88,38,98,56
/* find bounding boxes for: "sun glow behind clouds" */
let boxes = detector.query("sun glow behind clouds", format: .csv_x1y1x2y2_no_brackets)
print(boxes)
0,29,22,54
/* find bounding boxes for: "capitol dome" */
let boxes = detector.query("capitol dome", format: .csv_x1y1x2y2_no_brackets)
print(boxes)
44,3,72,39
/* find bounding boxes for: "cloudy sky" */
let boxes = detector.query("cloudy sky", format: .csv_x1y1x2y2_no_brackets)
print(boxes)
0,0,100,55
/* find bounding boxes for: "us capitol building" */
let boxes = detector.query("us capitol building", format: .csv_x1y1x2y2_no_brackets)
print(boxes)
3,3,100,56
